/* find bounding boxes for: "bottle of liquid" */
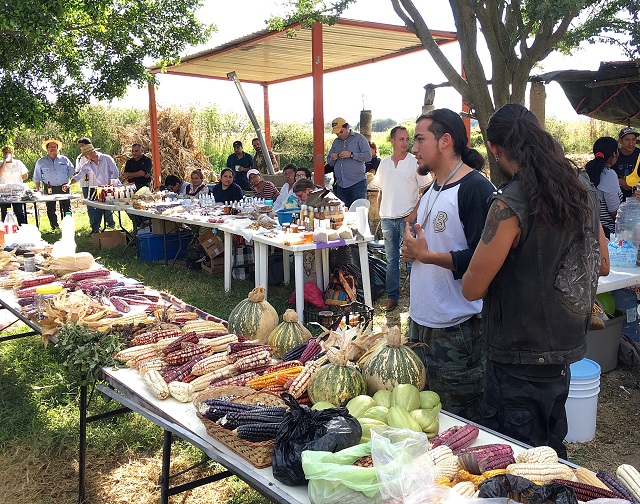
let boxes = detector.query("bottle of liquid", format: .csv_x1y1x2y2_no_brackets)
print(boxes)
61,212,76,255
3,210,18,246
309,206,315,230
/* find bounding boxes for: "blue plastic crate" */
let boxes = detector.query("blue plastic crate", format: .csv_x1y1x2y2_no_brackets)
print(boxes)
137,232,190,262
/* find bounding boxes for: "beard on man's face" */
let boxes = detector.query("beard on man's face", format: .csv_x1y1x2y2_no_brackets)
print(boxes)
417,164,431,176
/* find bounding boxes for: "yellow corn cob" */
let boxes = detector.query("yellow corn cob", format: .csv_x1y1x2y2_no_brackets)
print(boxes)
247,366,304,390
168,381,195,403
451,469,486,489
616,464,640,500
142,369,169,399
434,455,460,481
113,343,157,362
429,445,454,465
181,320,227,334
506,462,574,484
190,365,238,391
482,469,507,479
103,313,151,326
191,353,230,376
138,358,164,376
435,477,451,487
452,481,476,497
199,334,238,352
575,467,610,490
515,446,559,464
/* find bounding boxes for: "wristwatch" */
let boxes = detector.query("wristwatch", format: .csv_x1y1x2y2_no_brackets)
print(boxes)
349,152,353,158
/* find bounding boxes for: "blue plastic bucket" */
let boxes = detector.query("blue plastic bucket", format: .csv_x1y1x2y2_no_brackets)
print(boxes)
276,208,300,225
565,358,601,442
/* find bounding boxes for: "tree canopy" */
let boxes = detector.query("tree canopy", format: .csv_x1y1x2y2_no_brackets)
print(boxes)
270,0,639,183
0,0,213,144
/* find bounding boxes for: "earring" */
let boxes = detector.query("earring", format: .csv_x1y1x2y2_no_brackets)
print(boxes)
494,155,500,162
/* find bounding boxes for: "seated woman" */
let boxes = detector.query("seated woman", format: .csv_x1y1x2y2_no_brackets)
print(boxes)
185,169,210,197
248,169,279,201
585,137,622,239
292,178,315,204
365,141,381,174
295,167,312,182
212,168,244,203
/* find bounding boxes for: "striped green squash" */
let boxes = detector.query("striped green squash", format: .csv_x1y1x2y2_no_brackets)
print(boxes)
307,352,366,407
228,286,279,344
268,309,311,358
361,326,426,395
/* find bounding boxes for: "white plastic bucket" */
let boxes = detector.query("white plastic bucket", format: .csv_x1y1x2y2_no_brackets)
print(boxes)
565,358,601,443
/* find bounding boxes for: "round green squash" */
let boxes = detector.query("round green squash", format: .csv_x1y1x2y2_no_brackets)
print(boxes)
228,286,279,344
267,309,311,358
361,326,426,395
307,350,366,407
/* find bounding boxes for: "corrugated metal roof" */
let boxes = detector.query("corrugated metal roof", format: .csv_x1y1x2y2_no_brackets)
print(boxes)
150,18,457,85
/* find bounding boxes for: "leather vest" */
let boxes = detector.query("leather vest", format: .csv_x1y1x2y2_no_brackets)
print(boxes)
483,170,600,366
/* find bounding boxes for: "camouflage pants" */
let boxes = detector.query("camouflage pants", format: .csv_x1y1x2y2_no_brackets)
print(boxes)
408,316,485,423
480,360,570,459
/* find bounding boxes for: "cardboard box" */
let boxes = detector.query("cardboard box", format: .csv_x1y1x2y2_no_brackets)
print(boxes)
198,229,224,259
92,230,127,249
201,255,225,274
151,218,178,235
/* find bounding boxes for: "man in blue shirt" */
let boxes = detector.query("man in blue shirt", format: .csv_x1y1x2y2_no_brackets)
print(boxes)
33,139,75,230
226,140,252,191
326,117,372,208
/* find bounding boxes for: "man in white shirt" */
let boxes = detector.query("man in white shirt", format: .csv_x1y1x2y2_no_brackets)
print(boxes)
75,137,97,225
273,163,297,211
371,126,430,311
0,146,29,224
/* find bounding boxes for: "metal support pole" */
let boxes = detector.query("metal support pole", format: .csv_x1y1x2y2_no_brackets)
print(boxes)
160,430,172,504
78,384,87,504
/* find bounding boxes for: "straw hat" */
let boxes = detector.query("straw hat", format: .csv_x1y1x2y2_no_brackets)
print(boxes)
41,139,62,151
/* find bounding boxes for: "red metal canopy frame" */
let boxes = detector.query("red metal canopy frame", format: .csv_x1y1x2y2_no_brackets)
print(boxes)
147,18,459,187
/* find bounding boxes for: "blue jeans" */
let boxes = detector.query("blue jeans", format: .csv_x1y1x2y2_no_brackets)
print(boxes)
335,179,367,209
381,217,411,302
82,187,95,227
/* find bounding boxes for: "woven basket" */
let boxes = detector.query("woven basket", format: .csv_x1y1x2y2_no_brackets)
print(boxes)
195,390,286,469
193,385,254,405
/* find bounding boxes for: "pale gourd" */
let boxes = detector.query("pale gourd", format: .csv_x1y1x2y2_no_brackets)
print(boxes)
228,286,279,344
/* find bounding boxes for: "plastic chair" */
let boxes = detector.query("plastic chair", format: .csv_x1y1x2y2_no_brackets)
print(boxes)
348,198,370,212
367,220,386,258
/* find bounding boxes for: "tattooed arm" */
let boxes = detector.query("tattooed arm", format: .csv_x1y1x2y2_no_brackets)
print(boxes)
461,199,520,301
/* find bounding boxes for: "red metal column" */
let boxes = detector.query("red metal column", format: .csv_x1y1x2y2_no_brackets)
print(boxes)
263,85,272,149
312,22,324,185
148,81,161,188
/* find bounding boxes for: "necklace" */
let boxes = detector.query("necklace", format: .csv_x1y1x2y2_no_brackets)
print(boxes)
420,159,464,229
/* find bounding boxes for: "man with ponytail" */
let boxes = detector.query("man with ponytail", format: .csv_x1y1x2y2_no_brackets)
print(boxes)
402,108,494,422
462,103,603,458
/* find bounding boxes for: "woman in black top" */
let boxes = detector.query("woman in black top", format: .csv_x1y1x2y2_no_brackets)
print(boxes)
365,142,381,174
212,168,243,203
185,169,210,197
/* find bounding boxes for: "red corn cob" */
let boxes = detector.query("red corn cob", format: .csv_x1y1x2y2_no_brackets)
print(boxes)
17,297,35,306
430,424,479,450
264,360,303,373
458,444,514,474
110,296,131,313
210,370,261,388
235,350,272,371
457,443,513,457
553,479,620,501
78,278,119,288
21,274,56,288
141,294,160,302
69,269,110,282
131,328,181,346
182,373,198,383
229,342,266,353
197,331,231,339
596,469,640,503
165,344,211,365
227,345,273,363
162,354,208,383
297,393,312,405
162,331,199,355
16,286,38,298
299,339,322,363
236,334,249,342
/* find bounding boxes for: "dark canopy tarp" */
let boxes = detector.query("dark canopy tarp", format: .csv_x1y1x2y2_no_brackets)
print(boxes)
532,61,640,127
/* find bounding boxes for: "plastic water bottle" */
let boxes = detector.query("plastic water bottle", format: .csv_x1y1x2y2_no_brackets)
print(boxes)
61,212,76,255
3,211,18,246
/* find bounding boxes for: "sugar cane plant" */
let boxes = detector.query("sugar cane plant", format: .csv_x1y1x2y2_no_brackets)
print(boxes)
54,322,124,387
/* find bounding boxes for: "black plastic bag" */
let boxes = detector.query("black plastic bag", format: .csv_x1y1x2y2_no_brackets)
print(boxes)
272,393,362,486
331,247,387,303
478,474,578,504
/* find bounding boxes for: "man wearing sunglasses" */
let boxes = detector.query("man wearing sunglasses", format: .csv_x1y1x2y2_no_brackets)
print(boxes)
326,117,371,208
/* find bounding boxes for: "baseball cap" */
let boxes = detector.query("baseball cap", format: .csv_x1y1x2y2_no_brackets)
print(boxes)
331,117,347,134
247,169,260,178
233,140,243,147
619,127,639,139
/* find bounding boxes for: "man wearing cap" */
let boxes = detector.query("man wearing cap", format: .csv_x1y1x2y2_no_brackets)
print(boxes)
613,127,640,198
71,142,119,234
226,141,253,191
0,146,29,225
248,169,279,201
326,117,372,208
33,139,75,230
123,143,152,189
251,137,279,175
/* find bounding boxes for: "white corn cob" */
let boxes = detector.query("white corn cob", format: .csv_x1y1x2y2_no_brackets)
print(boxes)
168,381,195,403
515,446,559,464
191,353,229,376
199,334,238,352
181,320,227,334
113,342,157,362
154,336,181,350
616,464,640,500
575,467,610,490
190,364,237,391
138,358,164,376
452,481,475,497
142,369,169,399
506,463,574,484
434,455,460,480
430,445,454,465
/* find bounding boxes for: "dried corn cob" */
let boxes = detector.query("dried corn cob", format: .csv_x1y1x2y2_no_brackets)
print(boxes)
429,445,455,465
235,422,280,442
196,398,256,421
110,296,131,313
597,469,640,503
553,479,619,501
506,462,574,485
162,354,208,383
575,467,610,490
434,455,460,480
210,370,260,388
262,384,288,395
78,278,119,288
288,355,327,398
229,341,264,354
281,342,307,362
168,381,195,403
131,328,182,346
161,331,199,355
21,274,56,288
263,360,303,373
452,481,476,497
69,269,110,282
165,344,212,365
458,444,515,474
430,424,479,450
299,339,322,363
247,366,304,390
113,343,157,362
191,364,238,391
617,464,640,501
191,353,230,376
235,349,273,372
227,345,273,364
138,358,164,376
198,333,238,352
515,446,558,464
182,373,198,383
197,330,231,339
181,320,227,334
142,369,169,399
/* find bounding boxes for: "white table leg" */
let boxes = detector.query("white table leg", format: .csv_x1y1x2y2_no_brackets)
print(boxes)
358,242,372,307
254,243,262,289
260,243,269,297
322,249,330,290
283,249,290,284
315,250,322,289
294,251,305,322
224,232,232,292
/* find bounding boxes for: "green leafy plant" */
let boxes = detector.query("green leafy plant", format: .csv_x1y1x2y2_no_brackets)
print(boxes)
54,322,123,387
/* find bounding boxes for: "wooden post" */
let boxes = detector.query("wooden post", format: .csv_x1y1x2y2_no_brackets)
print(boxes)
360,110,372,141
529,81,546,129
263,85,272,149
148,81,161,188
312,22,324,186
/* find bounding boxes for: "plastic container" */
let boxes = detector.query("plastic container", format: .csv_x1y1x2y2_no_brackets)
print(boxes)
610,288,639,341
565,358,601,443
586,311,623,372
137,232,190,262
23,252,36,272
60,212,76,255
3,210,18,246
276,208,300,225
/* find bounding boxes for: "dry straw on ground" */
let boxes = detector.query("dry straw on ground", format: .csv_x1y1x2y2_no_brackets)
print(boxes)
115,108,217,187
